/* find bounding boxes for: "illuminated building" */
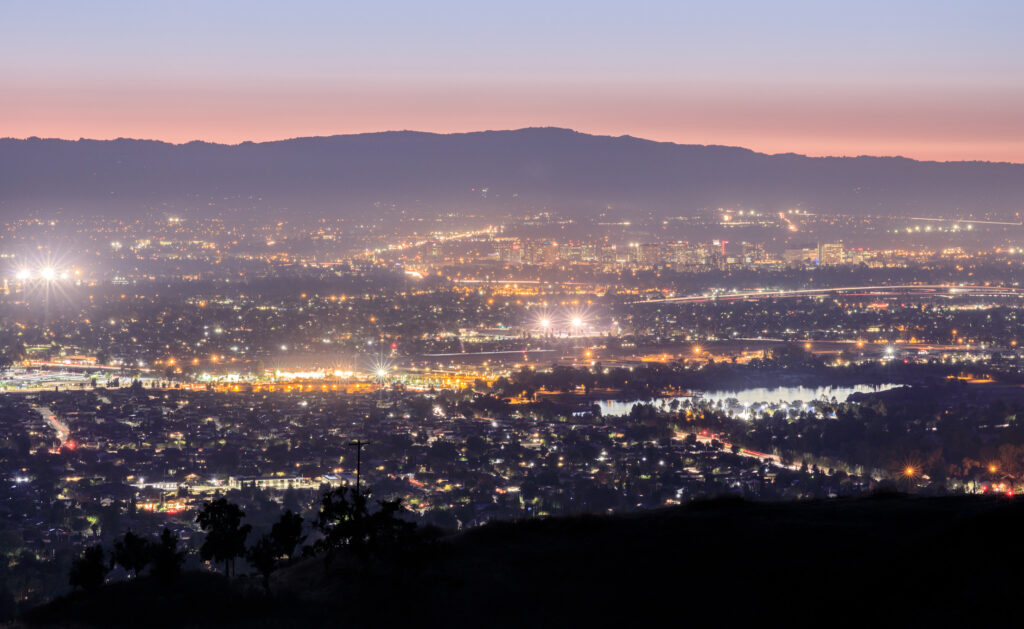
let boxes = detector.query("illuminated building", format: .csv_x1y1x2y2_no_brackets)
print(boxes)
817,242,845,266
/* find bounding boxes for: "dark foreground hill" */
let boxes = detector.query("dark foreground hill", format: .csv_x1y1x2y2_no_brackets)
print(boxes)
19,495,1023,628
3,128,1024,218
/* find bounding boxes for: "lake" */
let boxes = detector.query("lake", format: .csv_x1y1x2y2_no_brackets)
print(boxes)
594,384,900,416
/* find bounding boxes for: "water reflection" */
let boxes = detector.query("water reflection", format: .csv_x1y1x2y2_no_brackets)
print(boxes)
595,384,899,417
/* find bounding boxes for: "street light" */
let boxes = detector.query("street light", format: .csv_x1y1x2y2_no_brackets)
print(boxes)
40,267,56,281
15,268,31,281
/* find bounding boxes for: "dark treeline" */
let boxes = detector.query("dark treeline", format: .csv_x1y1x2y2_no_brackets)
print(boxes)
485,351,978,401
66,485,419,598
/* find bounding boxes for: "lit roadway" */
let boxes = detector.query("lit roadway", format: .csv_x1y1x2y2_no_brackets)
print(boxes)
638,284,1024,304
31,404,70,448
689,430,799,471
478,414,800,472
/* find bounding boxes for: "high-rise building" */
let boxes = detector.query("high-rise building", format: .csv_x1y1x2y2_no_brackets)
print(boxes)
558,242,598,263
817,242,845,266
524,240,559,265
495,239,522,265
667,242,702,267
783,247,818,266
636,243,661,267
741,242,767,265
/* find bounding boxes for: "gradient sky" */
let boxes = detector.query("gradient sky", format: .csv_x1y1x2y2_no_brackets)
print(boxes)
3,0,1023,161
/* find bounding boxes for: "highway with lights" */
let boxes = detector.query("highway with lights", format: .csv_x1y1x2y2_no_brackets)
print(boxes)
639,284,1024,304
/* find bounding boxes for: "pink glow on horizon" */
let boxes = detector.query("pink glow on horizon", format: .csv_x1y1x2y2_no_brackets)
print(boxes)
4,80,1024,163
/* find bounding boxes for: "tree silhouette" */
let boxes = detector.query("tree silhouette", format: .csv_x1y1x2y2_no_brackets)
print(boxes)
270,509,305,560
316,487,415,567
150,528,186,584
111,531,151,578
316,486,370,566
196,499,251,578
0,584,14,623
367,498,417,558
246,535,278,594
242,510,306,595
69,544,108,590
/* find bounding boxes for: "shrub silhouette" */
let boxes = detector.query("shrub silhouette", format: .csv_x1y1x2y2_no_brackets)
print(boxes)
69,545,108,590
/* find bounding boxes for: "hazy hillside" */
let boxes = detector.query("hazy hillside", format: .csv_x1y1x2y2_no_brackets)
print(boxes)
2,128,1023,218
18,495,1023,627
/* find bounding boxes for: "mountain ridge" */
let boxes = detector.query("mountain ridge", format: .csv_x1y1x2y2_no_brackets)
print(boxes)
2,127,1022,218
6,127,1021,165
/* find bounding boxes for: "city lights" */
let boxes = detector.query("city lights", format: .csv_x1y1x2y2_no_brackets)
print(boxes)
0,210,1018,615
11,264,76,283
3,4,1024,616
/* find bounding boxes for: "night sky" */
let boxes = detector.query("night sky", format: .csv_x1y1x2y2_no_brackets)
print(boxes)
3,0,1022,161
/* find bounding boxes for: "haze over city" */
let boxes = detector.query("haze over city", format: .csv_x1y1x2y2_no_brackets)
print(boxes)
2,2,1024,627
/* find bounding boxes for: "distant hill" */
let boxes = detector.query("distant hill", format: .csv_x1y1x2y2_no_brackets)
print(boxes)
19,495,1023,627
1,128,1023,219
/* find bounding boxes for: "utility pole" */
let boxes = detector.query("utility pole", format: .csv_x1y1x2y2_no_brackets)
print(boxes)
349,440,369,495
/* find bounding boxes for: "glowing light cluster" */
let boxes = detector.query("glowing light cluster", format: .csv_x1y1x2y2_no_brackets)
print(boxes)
13,265,74,282
532,308,594,335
